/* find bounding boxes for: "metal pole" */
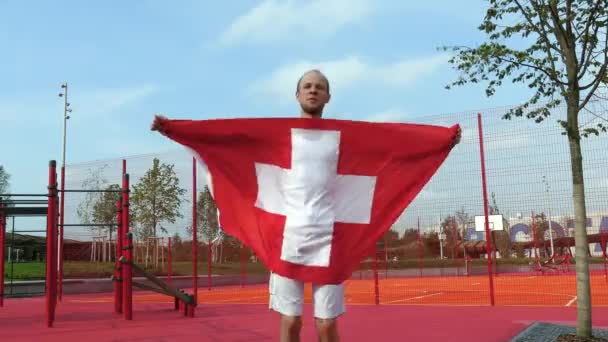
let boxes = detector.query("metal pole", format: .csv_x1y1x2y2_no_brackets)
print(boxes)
240,244,245,288
542,176,555,258
167,237,172,287
0,202,5,307
58,83,70,302
46,161,58,327
439,214,444,260
191,157,197,317
532,211,540,272
417,217,422,277
122,174,132,320
114,199,122,314
373,247,379,305
477,113,495,306
452,216,459,276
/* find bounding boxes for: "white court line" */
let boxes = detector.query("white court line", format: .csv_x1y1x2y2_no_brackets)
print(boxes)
383,292,444,304
208,295,268,303
566,296,577,307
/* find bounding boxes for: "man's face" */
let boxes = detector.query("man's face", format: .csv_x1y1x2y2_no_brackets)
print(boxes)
296,72,330,117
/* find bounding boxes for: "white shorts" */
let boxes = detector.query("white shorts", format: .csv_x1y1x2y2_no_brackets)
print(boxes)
268,272,345,319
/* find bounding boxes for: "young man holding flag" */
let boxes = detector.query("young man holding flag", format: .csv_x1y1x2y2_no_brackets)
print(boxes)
151,69,461,342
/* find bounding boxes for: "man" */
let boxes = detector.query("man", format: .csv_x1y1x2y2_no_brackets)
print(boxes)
267,69,344,342
151,69,343,342
151,69,461,342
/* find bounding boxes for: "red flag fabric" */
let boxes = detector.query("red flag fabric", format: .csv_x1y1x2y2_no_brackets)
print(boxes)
158,117,459,284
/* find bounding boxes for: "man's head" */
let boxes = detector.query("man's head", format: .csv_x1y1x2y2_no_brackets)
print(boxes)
296,69,330,118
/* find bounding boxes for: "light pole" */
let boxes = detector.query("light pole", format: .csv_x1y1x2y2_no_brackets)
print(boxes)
542,175,555,259
57,83,72,300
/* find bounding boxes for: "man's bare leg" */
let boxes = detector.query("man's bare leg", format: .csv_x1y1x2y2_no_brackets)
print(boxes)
280,314,303,342
315,317,339,342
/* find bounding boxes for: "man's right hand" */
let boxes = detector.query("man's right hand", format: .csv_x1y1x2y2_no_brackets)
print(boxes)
151,114,168,134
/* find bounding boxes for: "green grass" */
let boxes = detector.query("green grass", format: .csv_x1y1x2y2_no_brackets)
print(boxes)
2,262,46,281
3,257,605,281
4,261,270,281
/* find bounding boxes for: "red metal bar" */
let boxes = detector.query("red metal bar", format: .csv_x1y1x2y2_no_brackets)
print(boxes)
122,174,132,320
240,244,245,288
46,160,58,327
167,237,172,287
417,217,422,277
373,248,379,305
207,243,212,291
191,157,197,316
384,235,389,279
58,166,65,301
452,216,459,276
477,113,495,306
601,231,607,283
0,202,5,307
114,199,122,314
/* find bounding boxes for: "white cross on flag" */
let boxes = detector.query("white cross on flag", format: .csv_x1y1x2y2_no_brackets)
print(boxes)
158,117,459,284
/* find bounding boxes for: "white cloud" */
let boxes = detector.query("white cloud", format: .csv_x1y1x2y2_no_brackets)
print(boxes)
249,54,450,103
486,135,531,151
219,0,374,46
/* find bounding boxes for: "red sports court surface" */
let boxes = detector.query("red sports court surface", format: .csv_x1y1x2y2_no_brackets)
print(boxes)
86,274,607,307
1,274,607,341
2,295,608,342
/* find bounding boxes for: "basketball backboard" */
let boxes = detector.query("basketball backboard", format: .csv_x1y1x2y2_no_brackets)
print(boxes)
474,214,504,232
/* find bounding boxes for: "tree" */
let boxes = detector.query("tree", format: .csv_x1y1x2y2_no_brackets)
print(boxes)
77,164,111,235
186,186,220,244
0,165,10,195
442,2,607,336
131,158,186,239
91,184,122,244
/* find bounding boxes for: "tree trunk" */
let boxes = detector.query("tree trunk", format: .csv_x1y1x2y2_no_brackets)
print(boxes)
567,99,592,338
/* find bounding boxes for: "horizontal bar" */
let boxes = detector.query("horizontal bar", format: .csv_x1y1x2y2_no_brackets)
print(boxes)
13,230,47,233
0,200,48,205
132,281,173,297
120,257,194,305
60,224,118,227
59,190,124,193
0,194,48,197
1,207,48,216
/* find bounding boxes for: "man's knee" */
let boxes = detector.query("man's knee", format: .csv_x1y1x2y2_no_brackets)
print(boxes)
281,315,302,334
315,317,338,338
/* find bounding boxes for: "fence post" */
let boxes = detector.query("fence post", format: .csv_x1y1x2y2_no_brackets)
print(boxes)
373,248,380,305
477,113,496,306
114,199,122,314
122,174,132,320
46,160,58,327
0,201,5,307
167,237,172,286
191,157,197,317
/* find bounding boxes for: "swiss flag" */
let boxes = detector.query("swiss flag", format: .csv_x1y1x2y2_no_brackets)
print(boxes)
157,117,459,284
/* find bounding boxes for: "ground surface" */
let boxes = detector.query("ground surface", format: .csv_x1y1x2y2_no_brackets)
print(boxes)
2,290,608,341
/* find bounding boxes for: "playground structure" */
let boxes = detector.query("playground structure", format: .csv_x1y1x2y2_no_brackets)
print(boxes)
0,158,202,327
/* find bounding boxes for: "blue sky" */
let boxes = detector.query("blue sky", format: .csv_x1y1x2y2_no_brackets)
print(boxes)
10,1,599,240
1,0,536,195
